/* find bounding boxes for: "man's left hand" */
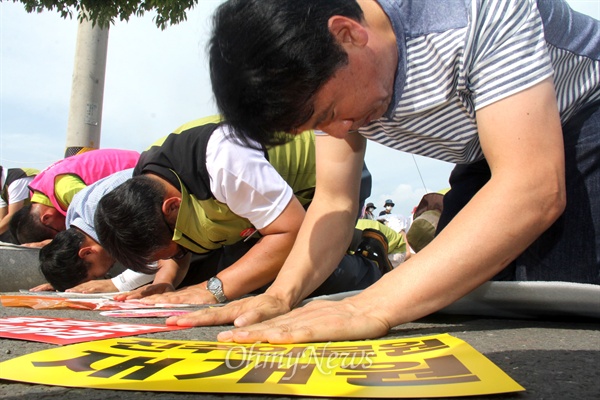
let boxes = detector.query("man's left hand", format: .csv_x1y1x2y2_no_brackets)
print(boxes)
139,283,219,305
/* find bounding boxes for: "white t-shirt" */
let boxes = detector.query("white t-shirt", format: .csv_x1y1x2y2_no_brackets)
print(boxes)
205,125,294,230
0,170,34,208
111,268,155,292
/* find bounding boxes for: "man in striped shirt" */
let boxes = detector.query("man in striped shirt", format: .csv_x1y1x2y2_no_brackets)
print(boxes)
167,0,599,343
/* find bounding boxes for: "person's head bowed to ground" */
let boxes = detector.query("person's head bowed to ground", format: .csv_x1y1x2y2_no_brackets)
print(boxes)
166,0,600,344
10,149,139,246
0,166,38,243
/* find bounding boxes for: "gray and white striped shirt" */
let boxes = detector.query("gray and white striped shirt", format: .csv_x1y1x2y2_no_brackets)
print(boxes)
359,0,600,164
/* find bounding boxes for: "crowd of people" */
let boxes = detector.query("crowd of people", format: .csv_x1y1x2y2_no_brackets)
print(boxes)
359,194,443,260
165,0,598,343
2,147,431,300
1,0,598,345
3,116,407,308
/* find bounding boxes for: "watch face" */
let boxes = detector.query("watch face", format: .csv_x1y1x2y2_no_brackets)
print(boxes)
208,277,221,291
207,277,226,302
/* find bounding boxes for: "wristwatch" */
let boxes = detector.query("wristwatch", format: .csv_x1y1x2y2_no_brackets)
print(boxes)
207,276,228,303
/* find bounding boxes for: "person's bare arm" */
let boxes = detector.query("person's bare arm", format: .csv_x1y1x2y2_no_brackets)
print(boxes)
204,77,565,343
21,239,52,248
0,201,26,235
115,257,190,301
166,132,367,326
144,196,307,305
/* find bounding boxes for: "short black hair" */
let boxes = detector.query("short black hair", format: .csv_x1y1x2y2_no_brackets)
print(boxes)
94,176,171,273
210,0,363,147
9,204,57,244
39,228,89,291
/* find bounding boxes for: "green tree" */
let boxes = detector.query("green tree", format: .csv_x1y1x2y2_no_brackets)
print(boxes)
5,0,198,29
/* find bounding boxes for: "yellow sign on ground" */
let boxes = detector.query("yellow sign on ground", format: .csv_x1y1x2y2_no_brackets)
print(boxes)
0,333,523,397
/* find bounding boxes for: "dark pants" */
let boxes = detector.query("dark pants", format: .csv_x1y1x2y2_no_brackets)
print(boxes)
178,237,381,297
437,102,600,284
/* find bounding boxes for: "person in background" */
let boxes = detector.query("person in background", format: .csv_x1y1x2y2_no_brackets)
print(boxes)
376,198,410,236
9,149,139,246
356,219,410,267
0,166,38,243
34,169,156,293
361,202,377,220
378,199,395,217
165,0,599,344
31,168,250,295
406,191,446,253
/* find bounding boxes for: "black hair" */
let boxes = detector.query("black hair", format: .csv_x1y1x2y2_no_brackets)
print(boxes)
39,228,89,292
9,204,57,244
94,176,171,273
209,0,363,147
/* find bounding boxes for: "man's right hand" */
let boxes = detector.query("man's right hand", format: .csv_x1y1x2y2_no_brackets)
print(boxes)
165,293,291,328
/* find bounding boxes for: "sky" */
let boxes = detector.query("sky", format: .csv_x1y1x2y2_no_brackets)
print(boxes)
1,0,599,217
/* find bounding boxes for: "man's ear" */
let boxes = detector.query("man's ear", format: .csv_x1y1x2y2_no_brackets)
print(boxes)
40,206,60,224
328,15,368,47
78,246,94,259
40,212,51,224
39,208,54,224
162,197,182,220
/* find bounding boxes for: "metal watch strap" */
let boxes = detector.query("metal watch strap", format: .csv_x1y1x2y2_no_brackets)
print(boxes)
207,276,228,303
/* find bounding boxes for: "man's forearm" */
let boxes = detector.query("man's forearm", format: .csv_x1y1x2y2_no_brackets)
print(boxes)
265,202,357,309
215,233,296,300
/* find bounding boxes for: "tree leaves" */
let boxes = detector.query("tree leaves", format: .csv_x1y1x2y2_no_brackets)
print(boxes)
6,0,198,29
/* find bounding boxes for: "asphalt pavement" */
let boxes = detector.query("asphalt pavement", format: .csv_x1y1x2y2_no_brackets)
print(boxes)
0,295,598,400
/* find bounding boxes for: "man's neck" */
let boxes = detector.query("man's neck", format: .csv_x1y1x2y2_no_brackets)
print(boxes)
357,0,396,42
356,0,399,90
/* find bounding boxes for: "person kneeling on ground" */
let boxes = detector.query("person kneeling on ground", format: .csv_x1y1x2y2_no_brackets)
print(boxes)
0,165,38,243
33,167,239,296
94,116,392,305
34,169,157,293
162,0,599,343
10,149,139,246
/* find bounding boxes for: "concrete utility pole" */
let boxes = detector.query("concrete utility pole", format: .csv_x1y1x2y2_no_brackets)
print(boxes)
64,18,109,157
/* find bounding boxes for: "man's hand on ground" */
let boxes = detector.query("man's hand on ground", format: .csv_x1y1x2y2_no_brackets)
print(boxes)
165,293,291,328
114,283,175,301
29,283,54,292
200,298,390,344
139,283,218,305
66,279,118,294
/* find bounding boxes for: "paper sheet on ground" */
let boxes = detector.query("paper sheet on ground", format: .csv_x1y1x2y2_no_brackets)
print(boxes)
0,333,524,397
19,289,126,298
0,316,189,345
99,309,193,318
0,295,197,311
303,281,600,319
55,291,126,298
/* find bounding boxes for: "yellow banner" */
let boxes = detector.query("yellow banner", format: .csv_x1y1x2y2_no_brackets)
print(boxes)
0,333,523,397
